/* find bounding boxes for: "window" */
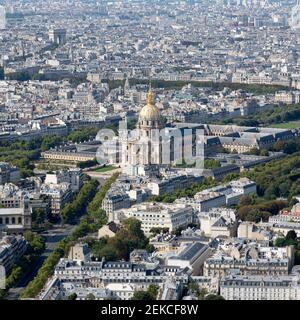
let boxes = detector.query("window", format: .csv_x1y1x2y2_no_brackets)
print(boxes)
18,217,22,224
5,217,9,224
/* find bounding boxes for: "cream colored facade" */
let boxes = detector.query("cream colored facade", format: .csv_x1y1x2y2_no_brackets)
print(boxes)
116,202,194,236
238,222,268,240
121,87,164,167
42,151,95,162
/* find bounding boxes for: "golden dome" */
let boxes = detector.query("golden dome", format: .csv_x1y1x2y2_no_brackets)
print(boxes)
139,86,161,122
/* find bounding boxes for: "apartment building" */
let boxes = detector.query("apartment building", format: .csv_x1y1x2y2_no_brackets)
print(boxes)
220,275,300,300
115,202,195,235
0,234,27,272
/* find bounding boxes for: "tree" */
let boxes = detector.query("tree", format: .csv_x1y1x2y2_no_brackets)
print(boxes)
248,147,260,156
32,208,46,226
187,280,200,296
86,293,96,300
238,195,253,207
131,285,158,301
275,237,286,247
204,294,225,300
260,149,269,156
198,288,208,300
222,173,239,183
147,284,159,300
273,140,285,152
0,67,4,80
68,293,77,300
286,230,297,242
131,291,153,300
40,135,64,152
150,227,169,235
204,159,221,169
90,217,151,262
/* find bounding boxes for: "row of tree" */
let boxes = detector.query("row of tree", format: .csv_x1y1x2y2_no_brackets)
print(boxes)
20,173,120,299
0,127,100,178
60,179,99,224
217,102,300,127
242,153,300,201
0,232,45,299
237,197,287,222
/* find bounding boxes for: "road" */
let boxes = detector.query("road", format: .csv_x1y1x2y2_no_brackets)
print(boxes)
6,224,76,300
6,176,108,300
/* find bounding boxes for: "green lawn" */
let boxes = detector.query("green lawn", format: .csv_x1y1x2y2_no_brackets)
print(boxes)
92,165,117,173
271,120,300,129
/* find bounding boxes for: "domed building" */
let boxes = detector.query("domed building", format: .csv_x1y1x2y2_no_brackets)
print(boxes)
121,86,164,171
137,87,164,136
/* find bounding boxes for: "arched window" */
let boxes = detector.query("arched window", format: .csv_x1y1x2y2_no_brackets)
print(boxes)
12,217,15,224
18,217,22,224
0,218,2,225
5,217,9,224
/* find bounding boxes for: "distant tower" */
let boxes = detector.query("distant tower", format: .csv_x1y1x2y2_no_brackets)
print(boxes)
0,6,6,30
124,77,130,95
137,84,164,138
48,28,67,45
20,195,32,230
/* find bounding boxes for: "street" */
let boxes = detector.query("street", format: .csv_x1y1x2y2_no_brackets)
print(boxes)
6,224,76,300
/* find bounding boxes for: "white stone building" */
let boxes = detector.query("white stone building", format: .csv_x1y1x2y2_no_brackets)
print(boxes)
115,202,195,235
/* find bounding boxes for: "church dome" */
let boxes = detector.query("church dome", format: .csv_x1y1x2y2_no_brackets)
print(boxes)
139,87,161,122
139,104,161,121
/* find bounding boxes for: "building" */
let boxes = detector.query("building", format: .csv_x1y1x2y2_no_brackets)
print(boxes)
41,256,192,300
220,275,300,300
166,242,212,275
0,6,6,30
102,193,131,216
68,243,90,262
44,169,83,193
204,244,294,279
193,192,227,212
40,250,221,300
259,220,300,237
0,163,20,185
0,234,27,272
269,203,300,223
238,222,271,240
0,197,32,232
115,202,195,235
290,1,300,30
275,91,300,105
98,221,120,239
41,150,95,163
147,174,203,196
192,177,256,208
160,279,183,300
40,183,73,215
123,86,164,167
48,28,67,45
198,208,238,238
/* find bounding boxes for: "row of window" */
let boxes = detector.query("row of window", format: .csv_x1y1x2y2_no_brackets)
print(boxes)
0,217,22,225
